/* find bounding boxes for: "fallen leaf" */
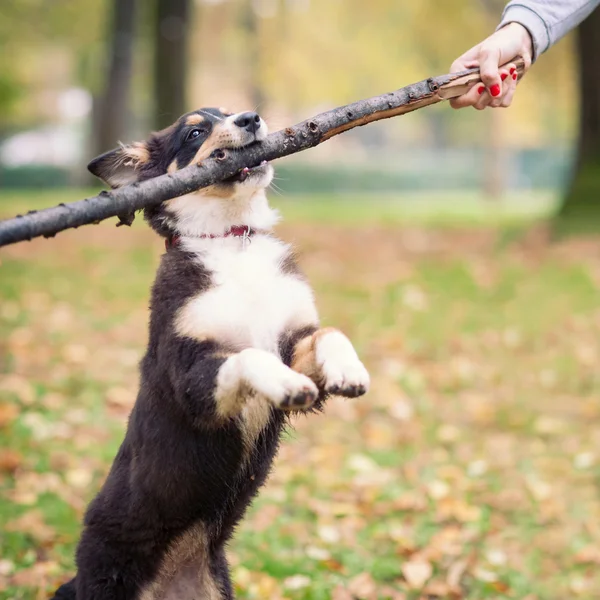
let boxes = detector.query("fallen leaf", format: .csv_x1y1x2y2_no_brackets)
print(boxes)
332,586,353,600
401,559,432,589
348,572,377,599
5,510,57,544
0,375,35,405
378,585,406,600
0,560,15,576
0,449,22,473
574,545,600,564
424,580,451,597
65,468,93,489
447,558,469,590
0,403,19,428
283,574,311,590
10,561,60,588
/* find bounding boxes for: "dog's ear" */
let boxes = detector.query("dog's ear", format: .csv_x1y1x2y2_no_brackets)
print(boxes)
87,142,150,188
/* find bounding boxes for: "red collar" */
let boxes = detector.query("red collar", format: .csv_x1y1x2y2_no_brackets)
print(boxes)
165,225,257,250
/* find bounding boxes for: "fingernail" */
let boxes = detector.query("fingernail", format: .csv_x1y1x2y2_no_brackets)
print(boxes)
512,73,518,80
510,67,516,75
478,85,485,95
501,73,508,81
490,84,501,97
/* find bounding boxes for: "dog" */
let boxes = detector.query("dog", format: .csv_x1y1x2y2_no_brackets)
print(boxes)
51,107,370,600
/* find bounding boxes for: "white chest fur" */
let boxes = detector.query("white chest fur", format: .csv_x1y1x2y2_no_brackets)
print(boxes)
175,236,319,355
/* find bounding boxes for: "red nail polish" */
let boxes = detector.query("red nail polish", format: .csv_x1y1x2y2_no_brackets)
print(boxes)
478,85,485,95
501,73,508,81
512,73,517,80
510,67,516,75
490,84,501,97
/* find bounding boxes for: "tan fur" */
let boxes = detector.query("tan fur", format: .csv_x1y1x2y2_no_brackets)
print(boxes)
213,356,248,420
219,107,233,116
195,184,238,199
191,126,229,163
138,523,223,600
167,160,178,174
120,141,150,166
291,327,339,382
212,355,274,451
185,114,206,126
239,394,273,454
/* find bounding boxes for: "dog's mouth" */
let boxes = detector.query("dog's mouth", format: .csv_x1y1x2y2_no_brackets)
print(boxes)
223,160,270,184
233,161,269,183
218,131,272,186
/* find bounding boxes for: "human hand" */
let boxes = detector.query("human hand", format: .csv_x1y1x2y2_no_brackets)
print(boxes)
449,22,533,110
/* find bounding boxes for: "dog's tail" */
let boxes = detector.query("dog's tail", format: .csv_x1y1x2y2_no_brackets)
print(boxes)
51,577,76,600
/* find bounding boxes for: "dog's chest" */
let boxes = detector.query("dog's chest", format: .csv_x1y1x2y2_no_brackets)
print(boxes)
176,237,318,354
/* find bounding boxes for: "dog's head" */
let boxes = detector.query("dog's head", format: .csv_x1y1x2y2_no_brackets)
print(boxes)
88,108,274,236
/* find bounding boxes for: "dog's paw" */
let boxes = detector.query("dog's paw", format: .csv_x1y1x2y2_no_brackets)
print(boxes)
260,370,319,411
276,378,319,411
238,348,318,411
322,360,370,398
315,331,370,398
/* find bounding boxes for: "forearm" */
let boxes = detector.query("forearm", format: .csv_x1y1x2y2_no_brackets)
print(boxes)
498,0,600,60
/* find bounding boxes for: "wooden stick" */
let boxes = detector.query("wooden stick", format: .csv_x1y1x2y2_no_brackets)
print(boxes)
0,58,524,247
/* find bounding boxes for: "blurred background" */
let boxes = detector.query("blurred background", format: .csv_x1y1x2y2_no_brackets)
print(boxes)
0,0,589,206
1,1,600,599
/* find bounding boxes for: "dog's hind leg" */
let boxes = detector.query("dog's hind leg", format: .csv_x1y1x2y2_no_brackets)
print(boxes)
211,547,233,600
51,577,77,600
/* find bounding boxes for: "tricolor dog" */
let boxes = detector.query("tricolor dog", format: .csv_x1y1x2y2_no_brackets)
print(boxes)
52,108,369,600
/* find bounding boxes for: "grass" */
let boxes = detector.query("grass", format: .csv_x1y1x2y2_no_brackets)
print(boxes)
1,189,600,599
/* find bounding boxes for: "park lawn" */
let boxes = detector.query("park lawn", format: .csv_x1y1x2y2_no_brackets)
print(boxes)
1,189,599,599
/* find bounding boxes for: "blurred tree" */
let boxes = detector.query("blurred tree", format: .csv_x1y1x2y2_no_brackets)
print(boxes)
241,0,265,111
94,0,138,155
154,0,192,129
555,7,600,233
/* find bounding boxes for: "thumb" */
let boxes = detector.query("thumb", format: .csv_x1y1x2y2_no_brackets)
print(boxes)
479,46,502,93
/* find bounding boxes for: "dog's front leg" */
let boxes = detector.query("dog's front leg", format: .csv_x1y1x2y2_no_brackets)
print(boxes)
166,339,319,426
215,348,319,414
289,328,370,398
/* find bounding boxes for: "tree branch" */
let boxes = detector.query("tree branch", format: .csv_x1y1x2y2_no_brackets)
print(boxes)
0,59,524,247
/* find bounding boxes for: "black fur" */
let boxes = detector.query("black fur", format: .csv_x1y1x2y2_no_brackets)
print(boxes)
87,108,234,239
53,109,351,600
52,247,314,600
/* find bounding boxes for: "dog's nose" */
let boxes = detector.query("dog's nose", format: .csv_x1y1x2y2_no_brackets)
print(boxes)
234,112,261,134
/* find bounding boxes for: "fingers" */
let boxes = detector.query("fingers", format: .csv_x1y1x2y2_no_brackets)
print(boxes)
449,21,533,111
449,83,485,109
453,66,513,110
478,44,502,92
450,57,480,75
488,67,514,107
500,70,519,108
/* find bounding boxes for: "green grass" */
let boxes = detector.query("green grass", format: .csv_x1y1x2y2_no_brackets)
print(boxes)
1,189,599,599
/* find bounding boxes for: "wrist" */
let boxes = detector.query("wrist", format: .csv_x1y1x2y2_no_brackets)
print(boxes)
506,22,534,56
497,5,548,60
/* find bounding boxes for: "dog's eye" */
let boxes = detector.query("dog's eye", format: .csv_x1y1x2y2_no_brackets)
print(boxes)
187,129,202,141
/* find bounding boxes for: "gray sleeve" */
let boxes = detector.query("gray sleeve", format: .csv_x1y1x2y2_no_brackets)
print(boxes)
497,0,600,60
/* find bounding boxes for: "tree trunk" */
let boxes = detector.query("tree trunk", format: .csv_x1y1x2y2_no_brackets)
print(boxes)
154,0,192,130
241,0,265,111
94,0,137,155
555,7,600,234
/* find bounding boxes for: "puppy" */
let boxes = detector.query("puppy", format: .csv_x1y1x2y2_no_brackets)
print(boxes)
52,108,369,599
